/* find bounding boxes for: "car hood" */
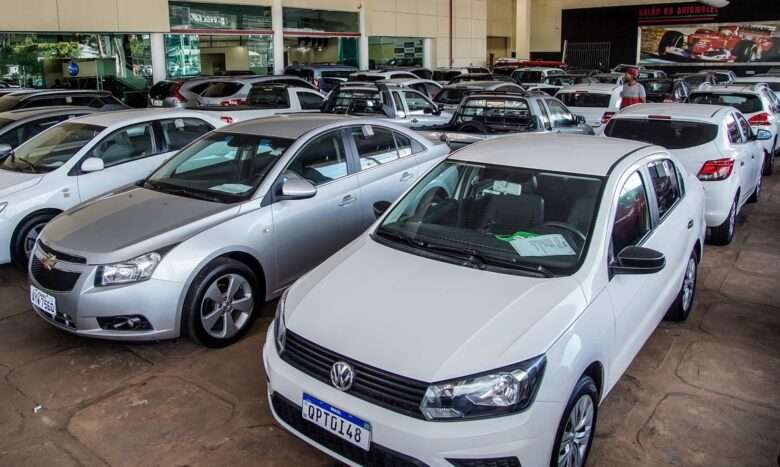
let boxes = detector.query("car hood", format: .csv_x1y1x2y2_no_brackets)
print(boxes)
285,236,588,383
0,168,43,199
40,186,239,264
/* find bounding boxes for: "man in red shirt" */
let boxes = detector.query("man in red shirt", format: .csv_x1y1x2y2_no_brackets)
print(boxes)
621,68,646,109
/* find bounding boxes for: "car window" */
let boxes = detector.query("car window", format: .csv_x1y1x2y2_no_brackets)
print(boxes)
456,97,532,128
1,122,104,173
403,91,435,112
0,116,66,148
201,82,243,98
21,97,67,108
393,131,415,157
536,100,552,130
70,95,105,108
725,113,743,144
689,93,763,114
90,122,156,167
297,91,323,110
392,92,404,113
647,159,681,219
425,83,441,98
604,119,719,150
351,126,399,169
613,171,651,255
545,99,575,126
159,118,213,152
736,113,753,140
557,92,611,108
409,83,428,96
246,86,290,108
287,131,348,185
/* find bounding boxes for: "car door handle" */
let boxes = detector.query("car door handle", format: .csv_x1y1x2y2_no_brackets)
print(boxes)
741,161,745,166
687,219,694,229
338,194,357,207
411,118,419,124
400,171,414,182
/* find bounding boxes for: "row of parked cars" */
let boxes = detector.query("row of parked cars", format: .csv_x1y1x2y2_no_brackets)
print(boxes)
0,63,774,467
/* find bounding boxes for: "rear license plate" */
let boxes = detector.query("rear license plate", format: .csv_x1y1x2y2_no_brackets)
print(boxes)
302,393,371,451
30,285,56,316
151,99,163,107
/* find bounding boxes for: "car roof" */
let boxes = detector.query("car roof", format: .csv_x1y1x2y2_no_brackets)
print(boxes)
735,76,780,82
692,84,765,95
514,67,561,72
450,133,651,176
594,72,623,77
70,108,220,127
221,114,356,139
613,103,728,121
15,89,111,98
0,106,94,121
557,83,621,93
381,78,440,86
449,80,518,89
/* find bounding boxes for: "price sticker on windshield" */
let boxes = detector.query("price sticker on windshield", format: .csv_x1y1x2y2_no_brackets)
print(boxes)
361,125,374,137
510,234,576,257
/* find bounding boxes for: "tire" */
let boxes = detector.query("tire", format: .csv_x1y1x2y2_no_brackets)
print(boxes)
182,257,260,348
734,40,757,62
550,376,599,467
762,140,775,176
11,212,57,269
709,195,738,246
658,31,684,55
748,175,761,203
664,249,698,321
456,121,488,133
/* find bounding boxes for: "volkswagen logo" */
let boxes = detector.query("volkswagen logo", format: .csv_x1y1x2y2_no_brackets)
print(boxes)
41,253,58,271
330,361,354,391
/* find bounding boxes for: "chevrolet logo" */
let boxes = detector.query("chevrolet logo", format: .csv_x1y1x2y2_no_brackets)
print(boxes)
41,253,58,271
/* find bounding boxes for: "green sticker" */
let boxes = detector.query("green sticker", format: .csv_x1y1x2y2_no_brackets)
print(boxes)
495,231,539,242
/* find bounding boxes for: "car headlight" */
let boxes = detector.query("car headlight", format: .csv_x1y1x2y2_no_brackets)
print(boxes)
274,288,288,354
420,355,545,421
96,252,162,286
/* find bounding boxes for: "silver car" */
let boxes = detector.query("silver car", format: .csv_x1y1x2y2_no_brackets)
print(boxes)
30,114,448,347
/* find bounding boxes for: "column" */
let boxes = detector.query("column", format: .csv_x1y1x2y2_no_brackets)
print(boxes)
359,0,369,70
423,38,433,70
272,0,284,75
515,0,531,60
150,33,166,83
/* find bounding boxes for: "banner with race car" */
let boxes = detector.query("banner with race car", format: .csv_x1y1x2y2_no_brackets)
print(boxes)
639,21,780,65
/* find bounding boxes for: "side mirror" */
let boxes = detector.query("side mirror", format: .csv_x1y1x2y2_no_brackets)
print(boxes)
575,115,587,125
373,200,391,219
755,128,772,141
281,178,317,200
610,246,666,275
0,144,12,160
81,157,105,173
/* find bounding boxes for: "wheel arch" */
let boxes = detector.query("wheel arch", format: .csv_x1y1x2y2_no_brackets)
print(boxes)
10,208,64,252
582,361,605,401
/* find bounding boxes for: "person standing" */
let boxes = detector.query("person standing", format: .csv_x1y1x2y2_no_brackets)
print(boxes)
621,68,646,109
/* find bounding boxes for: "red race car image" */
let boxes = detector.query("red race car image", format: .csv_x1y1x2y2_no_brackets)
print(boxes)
658,25,780,62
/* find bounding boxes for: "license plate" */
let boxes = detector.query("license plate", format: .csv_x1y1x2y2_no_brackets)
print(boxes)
302,394,371,451
30,285,56,317
151,99,163,107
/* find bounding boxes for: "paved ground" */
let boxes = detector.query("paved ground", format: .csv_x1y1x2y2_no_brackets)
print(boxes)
1,178,779,467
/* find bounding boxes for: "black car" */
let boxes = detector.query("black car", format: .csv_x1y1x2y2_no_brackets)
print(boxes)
0,90,127,113
0,106,97,154
639,78,691,103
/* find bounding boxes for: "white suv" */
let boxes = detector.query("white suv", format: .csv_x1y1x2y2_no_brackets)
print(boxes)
605,103,768,245
555,83,623,130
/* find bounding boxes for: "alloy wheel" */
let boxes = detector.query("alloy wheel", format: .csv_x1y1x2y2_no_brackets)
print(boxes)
23,223,46,259
200,273,254,339
557,394,595,467
727,200,736,239
681,256,696,312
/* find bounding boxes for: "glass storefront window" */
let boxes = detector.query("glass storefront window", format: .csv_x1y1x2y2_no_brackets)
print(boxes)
165,34,273,78
284,37,358,68
283,8,359,34
0,33,152,107
170,2,272,31
369,37,424,68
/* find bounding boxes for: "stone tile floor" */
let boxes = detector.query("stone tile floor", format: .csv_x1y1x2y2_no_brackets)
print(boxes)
1,177,779,467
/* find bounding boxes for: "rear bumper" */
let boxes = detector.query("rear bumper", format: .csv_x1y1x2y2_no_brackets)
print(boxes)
701,179,737,227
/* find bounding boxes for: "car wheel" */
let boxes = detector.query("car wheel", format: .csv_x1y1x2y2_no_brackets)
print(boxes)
763,143,775,176
709,195,737,246
11,212,56,269
550,375,598,467
664,250,698,321
748,175,761,203
183,258,259,348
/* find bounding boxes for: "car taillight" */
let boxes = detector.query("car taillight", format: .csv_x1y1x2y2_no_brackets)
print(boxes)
172,83,187,103
748,112,771,126
663,95,674,103
220,99,246,107
220,116,235,124
698,158,734,181
601,112,615,125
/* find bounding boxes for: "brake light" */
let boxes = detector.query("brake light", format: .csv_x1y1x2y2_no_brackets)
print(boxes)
172,83,187,103
748,112,772,126
601,112,615,125
220,115,235,124
220,99,246,107
698,158,734,181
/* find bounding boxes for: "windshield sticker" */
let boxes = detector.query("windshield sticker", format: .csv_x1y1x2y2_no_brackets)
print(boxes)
362,125,374,137
509,234,577,257
209,183,252,194
495,231,538,242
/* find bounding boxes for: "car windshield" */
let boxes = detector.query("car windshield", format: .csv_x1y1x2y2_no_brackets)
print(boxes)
0,95,22,112
557,92,611,108
433,88,474,105
322,89,387,115
144,132,293,203
246,86,290,108
605,118,719,150
453,97,534,131
514,71,543,83
433,70,462,82
688,93,763,114
374,160,603,276
0,122,104,174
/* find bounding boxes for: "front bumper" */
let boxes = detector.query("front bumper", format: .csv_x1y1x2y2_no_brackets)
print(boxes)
29,246,183,341
262,326,562,467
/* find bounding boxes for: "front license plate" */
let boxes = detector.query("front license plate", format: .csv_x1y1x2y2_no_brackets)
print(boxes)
302,394,371,451
30,285,56,316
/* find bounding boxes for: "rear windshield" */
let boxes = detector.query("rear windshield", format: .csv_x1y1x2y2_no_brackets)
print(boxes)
605,118,719,150
322,89,386,114
433,88,474,105
322,70,353,79
200,82,244,98
683,75,706,86
543,76,578,86
433,70,462,82
412,69,433,80
688,92,763,114
246,86,290,108
349,74,385,82
557,92,611,108
642,80,674,94
454,97,532,129
149,81,179,99
513,71,543,83
738,81,780,92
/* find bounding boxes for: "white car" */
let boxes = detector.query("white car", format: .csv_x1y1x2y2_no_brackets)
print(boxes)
734,75,780,98
195,75,319,107
511,67,566,87
689,83,780,174
0,109,222,266
264,133,706,467
592,73,624,85
194,84,325,124
555,83,622,130
349,70,420,82
605,103,768,245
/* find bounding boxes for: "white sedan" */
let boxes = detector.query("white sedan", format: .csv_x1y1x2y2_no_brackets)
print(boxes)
0,108,222,266
263,134,706,467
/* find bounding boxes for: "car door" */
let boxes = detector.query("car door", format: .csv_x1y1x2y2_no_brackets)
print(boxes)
545,98,588,134
726,112,757,206
401,90,442,127
295,91,324,112
736,112,763,188
271,129,364,288
76,121,171,201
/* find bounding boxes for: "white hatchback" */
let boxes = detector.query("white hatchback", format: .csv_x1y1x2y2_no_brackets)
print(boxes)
264,134,707,467
555,83,623,130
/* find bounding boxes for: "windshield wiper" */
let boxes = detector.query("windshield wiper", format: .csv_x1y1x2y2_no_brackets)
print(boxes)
145,180,223,203
419,241,555,278
373,228,426,249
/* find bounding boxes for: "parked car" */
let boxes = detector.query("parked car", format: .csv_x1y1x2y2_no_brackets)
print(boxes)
376,66,433,80
263,133,706,467
524,74,597,97
432,67,491,84
447,73,515,84
700,69,737,84
195,76,319,107
419,91,594,149
688,83,780,174
658,25,778,63
733,76,780,98
376,78,442,99
555,83,622,130
639,78,690,103
604,103,767,245
348,71,420,82
284,65,358,93
433,81,526,112
0,106,97,153
65,76,150,108
638,69,668,80
322,84,452,128
592,72,624,85
0,88,33,98
191,84,325,124
148,77,220,108
511,67,566,87
0,109,222,266
675,72,718,90
0,90,127,113
29,114,449,345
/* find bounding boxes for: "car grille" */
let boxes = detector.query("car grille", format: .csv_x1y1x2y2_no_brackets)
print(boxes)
280,331,429,419
271,392,428,467
30,256,81,292
38,241,87,264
